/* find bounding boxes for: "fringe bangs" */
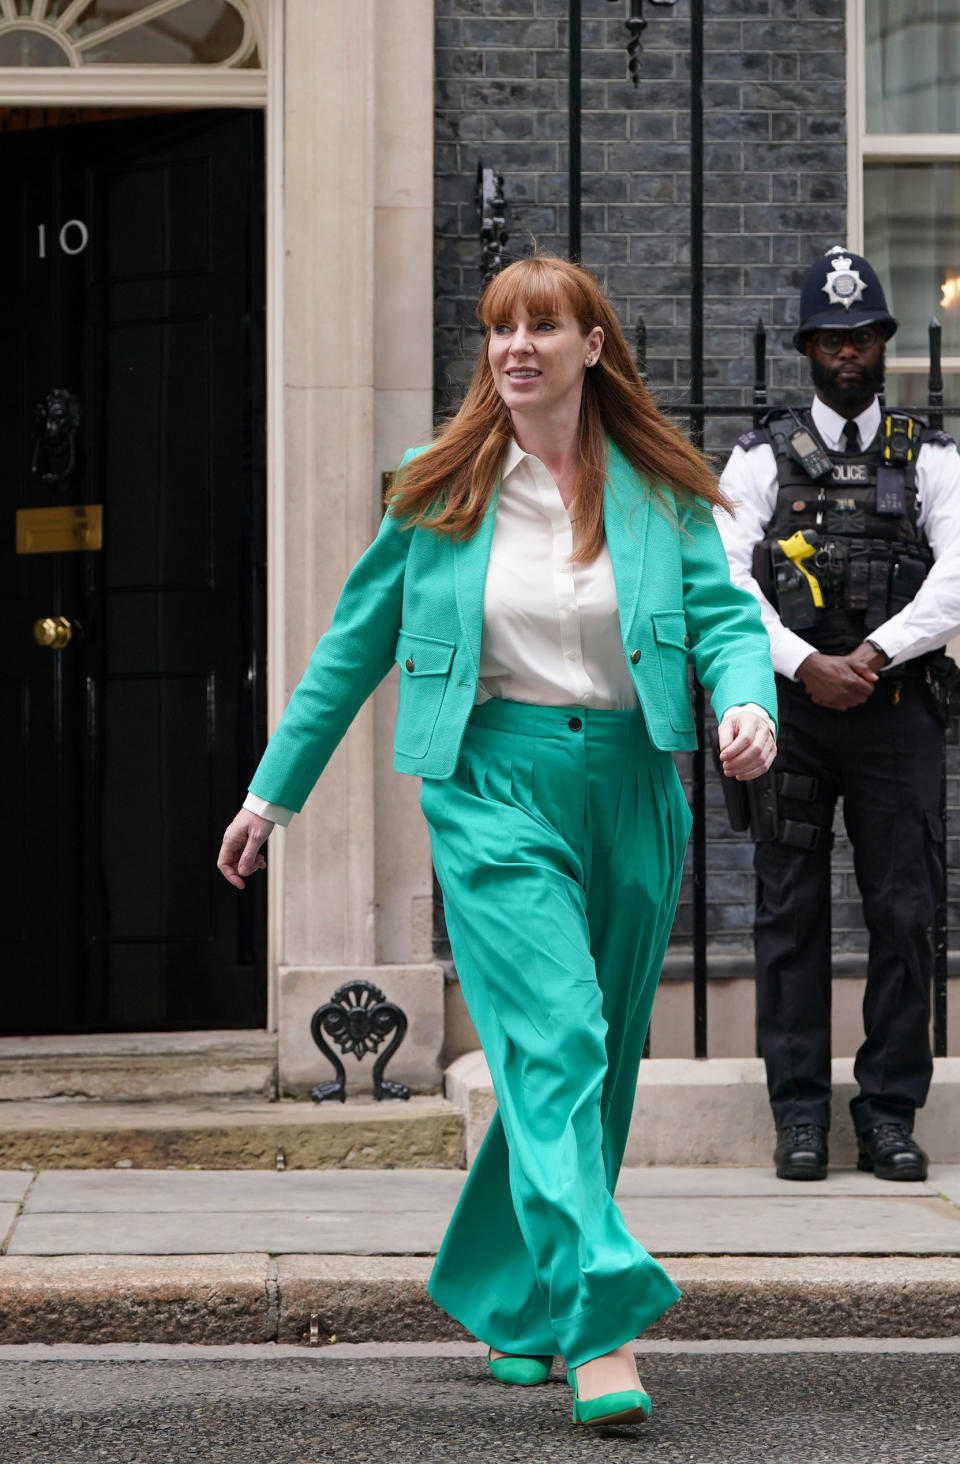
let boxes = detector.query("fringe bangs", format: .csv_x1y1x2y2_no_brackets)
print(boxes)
389,255,731,556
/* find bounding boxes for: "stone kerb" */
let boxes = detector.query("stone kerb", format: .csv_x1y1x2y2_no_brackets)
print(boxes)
3,1255,960,1344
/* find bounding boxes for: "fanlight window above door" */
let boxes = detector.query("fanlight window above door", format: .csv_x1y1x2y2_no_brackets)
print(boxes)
0,1,261,68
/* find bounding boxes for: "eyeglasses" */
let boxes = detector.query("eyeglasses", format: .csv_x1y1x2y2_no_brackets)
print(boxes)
811,325,882,355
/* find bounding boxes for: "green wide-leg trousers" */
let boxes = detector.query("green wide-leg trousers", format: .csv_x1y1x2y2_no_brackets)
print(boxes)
421,698,690,1368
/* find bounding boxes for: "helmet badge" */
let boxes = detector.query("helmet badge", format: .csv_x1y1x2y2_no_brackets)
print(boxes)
821,254,867,311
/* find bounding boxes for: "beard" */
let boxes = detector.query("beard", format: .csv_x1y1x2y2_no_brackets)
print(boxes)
810,352,885,416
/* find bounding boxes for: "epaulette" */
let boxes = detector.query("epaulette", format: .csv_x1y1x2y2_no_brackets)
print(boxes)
737,408,795,451
922,426,956,449
736,427,769,452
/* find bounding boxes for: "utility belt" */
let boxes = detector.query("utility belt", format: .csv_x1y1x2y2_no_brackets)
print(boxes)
713,651,957,845
752,531,932,634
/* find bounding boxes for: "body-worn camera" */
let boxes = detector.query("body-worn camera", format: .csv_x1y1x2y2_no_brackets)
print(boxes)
877,411,916,516
882,412,916,468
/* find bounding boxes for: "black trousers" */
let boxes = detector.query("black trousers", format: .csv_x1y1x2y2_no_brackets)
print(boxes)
754,674,940,1134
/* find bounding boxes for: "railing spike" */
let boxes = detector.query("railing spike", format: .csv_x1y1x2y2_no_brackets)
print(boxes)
753,314,767,421
929,315,944,430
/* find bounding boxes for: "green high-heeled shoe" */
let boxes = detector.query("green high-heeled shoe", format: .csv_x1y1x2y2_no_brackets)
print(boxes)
566,1367,652,1426
486,1349,554,1385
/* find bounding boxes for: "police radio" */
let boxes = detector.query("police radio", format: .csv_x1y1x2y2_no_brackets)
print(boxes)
785,411,833,480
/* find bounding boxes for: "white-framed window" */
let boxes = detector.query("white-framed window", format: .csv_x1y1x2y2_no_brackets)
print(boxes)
847,0,960,409
0,1,262,69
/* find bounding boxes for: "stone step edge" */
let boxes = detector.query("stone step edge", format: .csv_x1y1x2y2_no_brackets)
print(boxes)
446,1054,960,1167
1,1255,958,1345
0,1098,464,1171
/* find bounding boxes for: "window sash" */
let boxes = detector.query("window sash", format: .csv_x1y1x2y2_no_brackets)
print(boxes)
850,0,960,400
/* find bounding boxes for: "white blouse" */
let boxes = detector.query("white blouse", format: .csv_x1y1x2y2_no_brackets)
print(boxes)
476,438,639,709
245,439,769,826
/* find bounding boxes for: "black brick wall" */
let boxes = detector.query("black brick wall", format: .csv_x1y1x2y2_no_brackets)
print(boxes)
436,0,847,443
434,0,960,961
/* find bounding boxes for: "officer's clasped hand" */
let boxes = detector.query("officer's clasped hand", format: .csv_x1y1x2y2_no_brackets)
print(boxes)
717,707,777,781
795,643,884,710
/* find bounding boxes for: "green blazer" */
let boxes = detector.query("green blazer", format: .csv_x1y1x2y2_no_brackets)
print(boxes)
249,441,777,811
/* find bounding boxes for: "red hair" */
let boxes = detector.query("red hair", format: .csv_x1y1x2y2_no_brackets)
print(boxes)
389,255,729,560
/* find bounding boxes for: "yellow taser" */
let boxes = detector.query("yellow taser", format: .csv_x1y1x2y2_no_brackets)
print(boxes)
777,530,824,608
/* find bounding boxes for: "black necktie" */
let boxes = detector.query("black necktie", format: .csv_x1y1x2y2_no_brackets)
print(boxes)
842,420,860,455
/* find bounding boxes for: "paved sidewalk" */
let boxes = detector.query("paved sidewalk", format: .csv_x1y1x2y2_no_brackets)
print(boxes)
3,1164,960,1256
2,1166,960,1344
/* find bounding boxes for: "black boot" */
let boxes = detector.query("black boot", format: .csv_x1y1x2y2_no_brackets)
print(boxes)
774,1123,829,1180
778,1124,831,1182
857,1122,928,1181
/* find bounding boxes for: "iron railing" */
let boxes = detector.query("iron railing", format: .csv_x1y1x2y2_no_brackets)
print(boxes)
460,0,953,1060
649,316,956,1063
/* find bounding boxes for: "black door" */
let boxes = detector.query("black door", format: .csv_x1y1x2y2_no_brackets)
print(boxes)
0,109,266,1034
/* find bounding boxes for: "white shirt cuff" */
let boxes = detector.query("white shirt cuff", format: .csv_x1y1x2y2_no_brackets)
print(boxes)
720,703,777,736
774,633,819,682
243,791,294,827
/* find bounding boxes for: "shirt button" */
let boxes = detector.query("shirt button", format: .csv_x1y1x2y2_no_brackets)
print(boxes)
568,717,582,731
630,648,642,664
405,658,414,672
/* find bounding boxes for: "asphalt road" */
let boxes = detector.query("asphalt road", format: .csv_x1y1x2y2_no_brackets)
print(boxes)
1,1344,957,1464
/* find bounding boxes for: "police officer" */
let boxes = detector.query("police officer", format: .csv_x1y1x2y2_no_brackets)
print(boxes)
717,247,960,1181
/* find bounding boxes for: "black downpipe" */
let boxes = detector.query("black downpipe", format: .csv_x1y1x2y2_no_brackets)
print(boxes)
930,316,949,1058
568,0,581,261
689,0,707,1059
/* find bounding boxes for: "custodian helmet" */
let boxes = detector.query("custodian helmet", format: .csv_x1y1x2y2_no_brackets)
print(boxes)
793,246,898,352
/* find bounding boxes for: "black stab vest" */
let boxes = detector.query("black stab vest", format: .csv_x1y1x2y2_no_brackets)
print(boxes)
750,408,943,656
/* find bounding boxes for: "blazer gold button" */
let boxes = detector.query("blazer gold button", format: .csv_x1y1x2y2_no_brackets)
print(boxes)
630,648,641,664
405,657,414,672
683,634,691,647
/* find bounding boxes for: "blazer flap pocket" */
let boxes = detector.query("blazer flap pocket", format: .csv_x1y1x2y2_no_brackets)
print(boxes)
396,630,456,677
652,611,690,653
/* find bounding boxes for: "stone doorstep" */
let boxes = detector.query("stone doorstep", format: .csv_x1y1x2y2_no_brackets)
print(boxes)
446,1053,960,1167
0,1098,464,1171
0,1254,958,1345
0,1031,279,1103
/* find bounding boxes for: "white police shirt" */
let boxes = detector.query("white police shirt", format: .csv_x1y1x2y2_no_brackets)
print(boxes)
716,395,960,680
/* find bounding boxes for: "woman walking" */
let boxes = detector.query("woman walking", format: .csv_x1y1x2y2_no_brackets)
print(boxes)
218,256,776,1427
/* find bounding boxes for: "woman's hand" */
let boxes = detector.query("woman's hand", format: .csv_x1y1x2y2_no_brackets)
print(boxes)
717,705,776,782
217,809,275,889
